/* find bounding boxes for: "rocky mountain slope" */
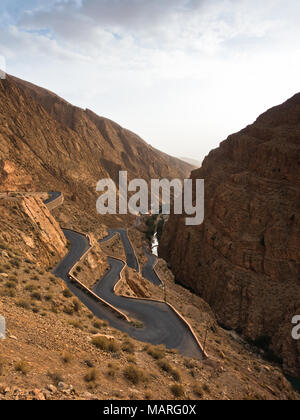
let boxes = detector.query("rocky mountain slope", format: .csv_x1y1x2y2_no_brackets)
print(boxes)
0,75,192,229
159,94,300,377
0,74,299,399
0,196,297,400
8,75,192,181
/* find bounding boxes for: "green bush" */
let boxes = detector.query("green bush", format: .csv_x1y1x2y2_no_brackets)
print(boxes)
157,219,165,241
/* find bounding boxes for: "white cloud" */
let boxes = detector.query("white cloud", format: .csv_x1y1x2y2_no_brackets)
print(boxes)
1,0,300,161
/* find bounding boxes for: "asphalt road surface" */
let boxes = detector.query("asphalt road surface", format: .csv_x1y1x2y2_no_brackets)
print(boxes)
93,256,202,358
53,230,202,358
44,191,62,205
48,191,203,358
105,228,139,272
142,247,162,286
53,229,129,330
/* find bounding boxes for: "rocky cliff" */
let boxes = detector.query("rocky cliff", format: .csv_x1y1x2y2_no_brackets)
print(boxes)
0,75,192,228
7,75,192,181
0,196,66,268
159,94,300,377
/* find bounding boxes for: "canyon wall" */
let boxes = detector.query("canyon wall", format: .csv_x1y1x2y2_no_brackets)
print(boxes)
159,93,300,376
0,75,192,227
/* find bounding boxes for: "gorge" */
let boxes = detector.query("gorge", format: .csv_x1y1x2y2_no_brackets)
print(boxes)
159,93,300,378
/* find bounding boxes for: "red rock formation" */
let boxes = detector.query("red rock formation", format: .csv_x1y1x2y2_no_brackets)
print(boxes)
0,160,32,191
0,75,192,214
159,94,300,376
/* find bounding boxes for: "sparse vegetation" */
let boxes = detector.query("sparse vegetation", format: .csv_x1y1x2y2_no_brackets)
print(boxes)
0,182,297,402
157,360,181,382
72,298,81,312
203,383,211,394
84,368,98,383
31,291,42,301
170,384,184,398
63,305,74,315
145,216,156,241
11,259,20,269
15,360,30,376
93,321,102,330
25,284,36,292
122,339,136,354
193,384,203,398
130,320,144,329
144,392,153,400
146,344,166,360
47,370,64,386
91,336,120,353
107,363,119,379
16,299,30,310
124,365,147,385
5,281,17,289
62,351,72,364
69,320,84,330
62,288,72,298
0,358,5,376
156,218,165,241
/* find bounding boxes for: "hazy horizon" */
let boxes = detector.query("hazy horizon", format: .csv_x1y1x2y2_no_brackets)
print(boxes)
1,0,300,162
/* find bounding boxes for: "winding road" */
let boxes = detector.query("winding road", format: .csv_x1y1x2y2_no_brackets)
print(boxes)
43,191,62,206
105,228,139,272
142,247,162,286
48,194,203,359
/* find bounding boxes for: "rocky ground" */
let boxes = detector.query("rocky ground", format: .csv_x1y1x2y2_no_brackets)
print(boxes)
159,93,300,378
0,196,298,400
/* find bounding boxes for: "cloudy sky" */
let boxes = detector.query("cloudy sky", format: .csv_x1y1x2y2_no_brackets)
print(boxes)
0,0,300,162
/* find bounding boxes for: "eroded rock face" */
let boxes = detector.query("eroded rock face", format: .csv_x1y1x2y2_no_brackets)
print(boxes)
159,94,300,376
0,75,192,229
21,196,67,259
0,160,32,191
0,196,66,266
